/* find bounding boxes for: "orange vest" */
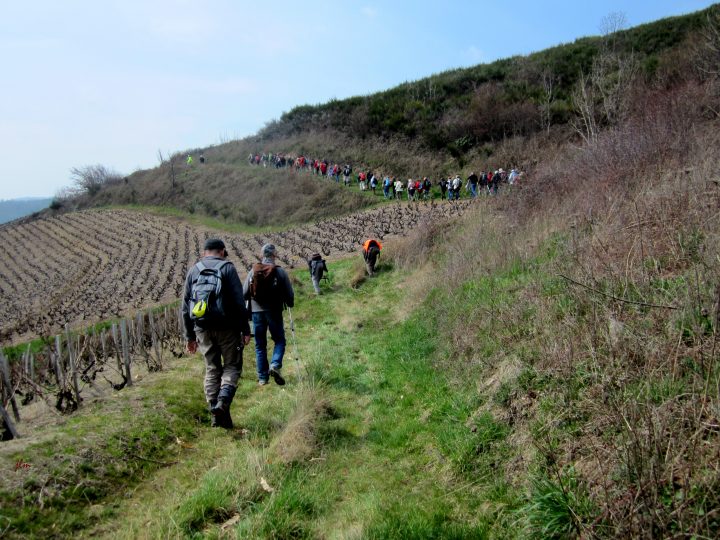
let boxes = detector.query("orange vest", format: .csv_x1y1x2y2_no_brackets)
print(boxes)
363,239,383,252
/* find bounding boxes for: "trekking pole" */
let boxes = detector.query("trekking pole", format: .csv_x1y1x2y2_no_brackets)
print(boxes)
286,306,305,382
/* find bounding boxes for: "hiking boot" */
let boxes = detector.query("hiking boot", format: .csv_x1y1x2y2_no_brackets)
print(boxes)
211,385,236,428
209,400,220,428
269,367,285,386
219,410,233,430
258,379,268,386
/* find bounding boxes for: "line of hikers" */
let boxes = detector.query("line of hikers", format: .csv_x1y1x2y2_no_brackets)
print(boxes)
247,152,523,199
182,237,381,430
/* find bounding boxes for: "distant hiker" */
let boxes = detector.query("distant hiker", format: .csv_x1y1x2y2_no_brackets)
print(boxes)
186,155,194,166
359,171,367,191
439,178,448,199
182,238,251,429
383,176,392,198
490,170,500,195
479,172,488,194
422,177,432,199
394,178,404,199
407,179,415,201
307,253,328,295
370,174,378,194
343,164,352,186
451,175,462,200
243,244,295,386
467,171,478,198
199,153,206,164
508,168,518,185
362,239,383,276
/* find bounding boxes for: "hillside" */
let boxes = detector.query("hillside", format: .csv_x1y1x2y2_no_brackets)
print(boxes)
51,4,718,226
1,5,719,539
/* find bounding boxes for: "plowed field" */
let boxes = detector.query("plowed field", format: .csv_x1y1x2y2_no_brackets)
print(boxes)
0,202,470,344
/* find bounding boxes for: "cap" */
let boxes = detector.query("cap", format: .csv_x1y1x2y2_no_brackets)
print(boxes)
262,243,276,257
204,238,225,251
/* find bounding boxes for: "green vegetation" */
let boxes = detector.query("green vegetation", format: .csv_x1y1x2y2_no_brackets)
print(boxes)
53,4,718,225
3,4,718,537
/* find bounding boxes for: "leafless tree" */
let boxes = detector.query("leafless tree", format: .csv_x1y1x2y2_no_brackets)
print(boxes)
694,8,720,80
70,164,122,196
540,69,555,135
571,12,638,144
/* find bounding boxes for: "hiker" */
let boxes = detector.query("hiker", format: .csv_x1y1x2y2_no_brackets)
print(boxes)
395,178,402,199
362,239,382,275
243,244,295,386
467,171,478,198
422,177,432,199
307,253,328,294
370,173,378,194
451,175,462,200
182,239,251,429
359,171,367,191
407,179,415,201
439,178,448,199
199,153,205,164
186,155,193,166
490,170,500,195
343,164,352,186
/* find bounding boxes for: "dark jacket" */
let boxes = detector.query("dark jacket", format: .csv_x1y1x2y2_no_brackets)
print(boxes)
243,258,295,313
308,257,328,280
182,256,251,341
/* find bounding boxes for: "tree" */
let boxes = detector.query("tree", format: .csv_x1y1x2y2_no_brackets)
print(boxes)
70,164,122,196
540,69,556,135
571,12,638,144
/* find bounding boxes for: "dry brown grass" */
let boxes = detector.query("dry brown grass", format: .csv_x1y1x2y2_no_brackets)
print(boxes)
268,383,332,465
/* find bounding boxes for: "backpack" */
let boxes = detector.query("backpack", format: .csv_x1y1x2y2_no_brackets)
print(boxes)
308,254,326,280
250,262,279,306
190,260,230,324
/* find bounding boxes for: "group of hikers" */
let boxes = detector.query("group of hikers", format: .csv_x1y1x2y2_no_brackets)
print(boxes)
182,237,382,429
247,151,523,199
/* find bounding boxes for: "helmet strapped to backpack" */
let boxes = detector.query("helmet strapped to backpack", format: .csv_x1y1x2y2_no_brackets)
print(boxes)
190,260,230,324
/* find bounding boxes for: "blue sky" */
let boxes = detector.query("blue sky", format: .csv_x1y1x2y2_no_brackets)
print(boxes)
0,0,715,199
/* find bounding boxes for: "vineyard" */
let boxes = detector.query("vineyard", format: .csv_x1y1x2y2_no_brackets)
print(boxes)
0,201,472,345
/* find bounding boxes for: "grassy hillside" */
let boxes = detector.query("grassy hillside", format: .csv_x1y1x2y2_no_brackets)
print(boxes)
58,163,377,227
55,4,718,226
2,5,718,538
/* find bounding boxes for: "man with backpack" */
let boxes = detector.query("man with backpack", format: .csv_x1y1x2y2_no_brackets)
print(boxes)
182,239,251,429
243,244,295,386
307,253,328,294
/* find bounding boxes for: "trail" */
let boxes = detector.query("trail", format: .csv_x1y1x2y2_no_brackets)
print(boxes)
77,258,496,538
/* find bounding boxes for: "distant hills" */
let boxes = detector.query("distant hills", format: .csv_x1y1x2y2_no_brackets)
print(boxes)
0,197,52,224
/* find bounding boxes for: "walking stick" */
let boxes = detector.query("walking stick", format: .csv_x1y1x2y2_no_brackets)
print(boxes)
286,306,305,381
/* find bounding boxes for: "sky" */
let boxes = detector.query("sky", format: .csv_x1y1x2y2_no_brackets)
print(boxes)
0,0,715,200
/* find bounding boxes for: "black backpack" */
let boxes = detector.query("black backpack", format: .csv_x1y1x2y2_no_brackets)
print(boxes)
190,260,230,324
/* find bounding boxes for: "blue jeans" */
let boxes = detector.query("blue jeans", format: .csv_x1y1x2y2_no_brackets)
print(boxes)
252,311,286,381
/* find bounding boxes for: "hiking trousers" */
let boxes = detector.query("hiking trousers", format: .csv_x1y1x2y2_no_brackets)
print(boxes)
252,311,286,382
196,328,243,402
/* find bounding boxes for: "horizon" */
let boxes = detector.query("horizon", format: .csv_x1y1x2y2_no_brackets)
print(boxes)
1,0,715,200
